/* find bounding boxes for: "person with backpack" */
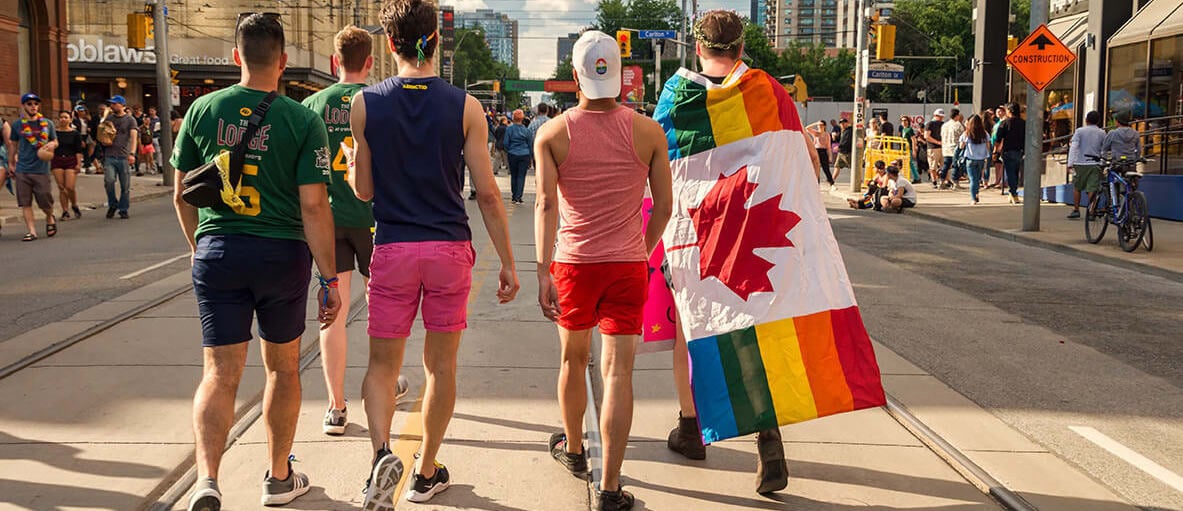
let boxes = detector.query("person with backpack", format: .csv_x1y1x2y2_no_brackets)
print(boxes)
98,95,138,218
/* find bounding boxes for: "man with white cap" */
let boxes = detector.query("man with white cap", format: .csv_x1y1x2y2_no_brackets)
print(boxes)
534,30,673,511
924,109,946,186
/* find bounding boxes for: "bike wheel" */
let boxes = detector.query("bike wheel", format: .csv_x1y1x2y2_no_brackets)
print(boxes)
1085,191,1108,244
1118,191,1148,253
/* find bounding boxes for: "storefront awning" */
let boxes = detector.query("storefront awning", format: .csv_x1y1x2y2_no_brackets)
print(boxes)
1109,0,1183,47
1047,12,1088,52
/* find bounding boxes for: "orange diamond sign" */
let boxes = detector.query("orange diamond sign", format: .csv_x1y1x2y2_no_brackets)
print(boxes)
1007,24,1077,92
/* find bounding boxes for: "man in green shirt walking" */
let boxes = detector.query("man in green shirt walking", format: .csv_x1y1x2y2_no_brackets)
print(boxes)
171,14,340,510
301,26,408,438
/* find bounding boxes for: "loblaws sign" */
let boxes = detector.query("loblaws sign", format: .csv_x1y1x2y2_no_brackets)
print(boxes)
67,37,232,66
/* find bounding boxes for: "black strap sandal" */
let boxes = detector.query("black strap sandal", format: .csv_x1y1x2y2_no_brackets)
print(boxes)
22,233,36,242
46,222,57,238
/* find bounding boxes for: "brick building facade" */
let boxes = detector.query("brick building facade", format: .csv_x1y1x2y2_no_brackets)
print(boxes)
0,0,69,120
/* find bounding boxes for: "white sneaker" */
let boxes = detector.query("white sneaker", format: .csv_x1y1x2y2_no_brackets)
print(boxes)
323,406,347,436
188,478,221,511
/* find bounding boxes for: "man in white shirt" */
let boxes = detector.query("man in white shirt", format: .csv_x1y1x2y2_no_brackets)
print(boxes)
1067,110,1107,219
940,108,965,189
881,165,917,213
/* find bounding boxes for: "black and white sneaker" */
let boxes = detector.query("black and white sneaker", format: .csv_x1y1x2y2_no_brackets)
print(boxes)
595,484,636,511
549,432,588,477
323,406,347,436
187,477,221,511
404,461,451,503
362,448,404,511
260,462,311,506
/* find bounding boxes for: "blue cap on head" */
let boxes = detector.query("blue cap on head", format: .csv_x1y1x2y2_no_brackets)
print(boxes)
74,104,87,111
20,93,41,104
106,95,127,106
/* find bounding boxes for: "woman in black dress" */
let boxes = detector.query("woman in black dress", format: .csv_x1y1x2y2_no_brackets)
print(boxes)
51,110,85,219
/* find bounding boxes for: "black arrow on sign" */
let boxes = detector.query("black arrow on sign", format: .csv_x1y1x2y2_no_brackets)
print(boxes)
1029,34,1055,51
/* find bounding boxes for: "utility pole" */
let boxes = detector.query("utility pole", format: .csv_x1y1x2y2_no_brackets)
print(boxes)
1022,0,1048,231
152,0,174,187
691,0,699,72
654,39,663,107
680,0,688,69
849,0,867,194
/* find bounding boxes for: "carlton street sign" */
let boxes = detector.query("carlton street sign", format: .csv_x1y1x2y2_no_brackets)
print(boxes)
1006,24,1076,92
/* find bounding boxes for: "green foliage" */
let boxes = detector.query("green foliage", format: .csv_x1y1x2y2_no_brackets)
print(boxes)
742,23,855,102
550,56,577,106
594,0,683,60
452,27,523,109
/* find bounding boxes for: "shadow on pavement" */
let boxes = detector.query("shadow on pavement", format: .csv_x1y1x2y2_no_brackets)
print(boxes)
0,431,165,479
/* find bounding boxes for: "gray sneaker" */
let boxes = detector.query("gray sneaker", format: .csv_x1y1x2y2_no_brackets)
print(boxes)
188,477,221,511
261,462,310,506
323,406,347,436
362,448,404,511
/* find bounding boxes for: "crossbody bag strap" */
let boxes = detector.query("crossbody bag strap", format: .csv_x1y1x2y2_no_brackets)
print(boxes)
228,91,279,189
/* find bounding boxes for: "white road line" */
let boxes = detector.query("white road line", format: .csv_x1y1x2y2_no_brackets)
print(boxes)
1070,426,1183,493
120,253,189,280
828,213,858,220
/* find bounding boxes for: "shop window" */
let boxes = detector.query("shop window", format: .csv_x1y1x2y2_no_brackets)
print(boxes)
1107,42,1149,120
18,0,33,96
1149,35,1183,174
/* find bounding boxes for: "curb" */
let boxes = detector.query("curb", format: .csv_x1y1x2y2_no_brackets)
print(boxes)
0,182,173,226
904,208,1183,285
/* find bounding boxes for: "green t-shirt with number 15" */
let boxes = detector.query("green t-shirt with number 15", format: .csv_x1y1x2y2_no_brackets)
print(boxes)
301,82,374,229
171,85,331,241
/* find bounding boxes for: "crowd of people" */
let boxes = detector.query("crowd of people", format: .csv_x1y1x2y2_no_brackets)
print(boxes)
1,91,187,240
164,4,818,511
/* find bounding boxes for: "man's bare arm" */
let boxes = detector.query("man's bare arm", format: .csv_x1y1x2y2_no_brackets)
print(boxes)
299,183,337,280
172,170,199,253
347,94,373,201
464,95,518,303
803,132,821,181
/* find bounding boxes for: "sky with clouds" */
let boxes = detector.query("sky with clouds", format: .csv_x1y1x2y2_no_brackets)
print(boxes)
441,0,749,79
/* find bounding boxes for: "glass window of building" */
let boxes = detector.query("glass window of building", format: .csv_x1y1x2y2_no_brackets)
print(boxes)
802,27,814,35
801,8,815,17
1149,35,1182,173
1107,42,1150,120
800,17,815,26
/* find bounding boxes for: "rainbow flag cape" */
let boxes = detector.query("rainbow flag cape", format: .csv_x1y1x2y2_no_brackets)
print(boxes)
654,64,885,443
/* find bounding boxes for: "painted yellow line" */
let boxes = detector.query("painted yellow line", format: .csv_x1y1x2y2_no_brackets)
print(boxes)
388,224,495,505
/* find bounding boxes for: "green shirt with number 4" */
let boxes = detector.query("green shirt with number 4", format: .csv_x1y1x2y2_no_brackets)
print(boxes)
172,85,331,241
301,82,374,229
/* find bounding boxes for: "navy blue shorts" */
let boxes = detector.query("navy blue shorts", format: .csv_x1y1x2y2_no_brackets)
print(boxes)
192,234,313,347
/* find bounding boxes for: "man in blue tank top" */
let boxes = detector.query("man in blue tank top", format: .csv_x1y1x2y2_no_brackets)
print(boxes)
342,0,520,507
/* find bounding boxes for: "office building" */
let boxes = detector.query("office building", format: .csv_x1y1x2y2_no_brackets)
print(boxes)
557,33,579,66
768,0,842,49
456,9,519,69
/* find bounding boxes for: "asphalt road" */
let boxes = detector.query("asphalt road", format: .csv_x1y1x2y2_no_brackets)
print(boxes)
831,208,1183,511
0,195,190,344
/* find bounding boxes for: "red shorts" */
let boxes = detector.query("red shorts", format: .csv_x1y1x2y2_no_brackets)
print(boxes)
551,261,647,335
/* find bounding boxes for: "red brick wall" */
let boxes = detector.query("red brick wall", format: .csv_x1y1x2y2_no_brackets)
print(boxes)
0,0,69,120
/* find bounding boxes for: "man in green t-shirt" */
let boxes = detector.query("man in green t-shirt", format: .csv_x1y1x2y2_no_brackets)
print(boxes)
300,26,408,438
170,14,340,511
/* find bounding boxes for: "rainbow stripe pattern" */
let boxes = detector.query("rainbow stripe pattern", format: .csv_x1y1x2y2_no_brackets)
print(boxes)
688,306,885,443
654,64,802,160
655,64,886,443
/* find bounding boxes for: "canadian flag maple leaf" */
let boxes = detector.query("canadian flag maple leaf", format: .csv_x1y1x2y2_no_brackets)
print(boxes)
676,165,801,301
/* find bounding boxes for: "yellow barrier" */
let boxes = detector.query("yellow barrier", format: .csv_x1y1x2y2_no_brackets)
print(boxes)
863,135,912,182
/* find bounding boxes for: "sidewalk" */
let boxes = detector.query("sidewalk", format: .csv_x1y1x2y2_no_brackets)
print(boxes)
0,179,1142,511
0,171,172,225
825,178,1183,281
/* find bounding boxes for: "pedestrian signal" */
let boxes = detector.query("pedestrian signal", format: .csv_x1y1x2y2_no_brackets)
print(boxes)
493,80,501,93
875,24,896,60
616,30,632,59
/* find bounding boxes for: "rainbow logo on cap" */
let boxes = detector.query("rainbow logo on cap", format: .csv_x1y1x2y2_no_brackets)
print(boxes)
595,58,608,75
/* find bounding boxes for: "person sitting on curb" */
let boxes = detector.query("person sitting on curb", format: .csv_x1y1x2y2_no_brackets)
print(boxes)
881,165,917,213
1067,111,1105,220
847,160,888,210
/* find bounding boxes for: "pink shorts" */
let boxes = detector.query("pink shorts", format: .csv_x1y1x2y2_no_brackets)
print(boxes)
367,240,475,339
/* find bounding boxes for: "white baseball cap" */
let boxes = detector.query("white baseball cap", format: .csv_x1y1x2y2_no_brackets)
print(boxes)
933,108,946,118
572,31,621,100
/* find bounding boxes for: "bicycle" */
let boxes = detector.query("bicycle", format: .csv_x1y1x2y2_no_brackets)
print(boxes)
1085,157,1152,252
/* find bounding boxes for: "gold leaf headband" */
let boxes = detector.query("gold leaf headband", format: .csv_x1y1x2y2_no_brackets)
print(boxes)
692,17,744,50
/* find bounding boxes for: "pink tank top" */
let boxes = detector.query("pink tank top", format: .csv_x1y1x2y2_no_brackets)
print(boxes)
554,106,649,264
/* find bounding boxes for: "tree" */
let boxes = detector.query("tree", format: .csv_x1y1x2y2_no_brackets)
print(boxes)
593,0,683,60
550,56,577,107
452,27,524,110
741,23,856,102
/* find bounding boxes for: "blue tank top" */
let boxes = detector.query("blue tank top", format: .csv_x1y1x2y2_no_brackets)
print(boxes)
363,76,470,244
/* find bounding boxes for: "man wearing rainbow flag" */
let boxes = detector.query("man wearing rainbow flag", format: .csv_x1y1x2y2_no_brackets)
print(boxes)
654,10,885,495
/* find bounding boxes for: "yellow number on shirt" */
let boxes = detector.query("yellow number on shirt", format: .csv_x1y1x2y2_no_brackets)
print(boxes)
238,164,262,217
332,136,354,174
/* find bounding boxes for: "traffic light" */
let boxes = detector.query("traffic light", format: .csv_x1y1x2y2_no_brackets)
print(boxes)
875,24,896,60
493,80,501,93
1007,35,1018,54
616,30,632,59
128,13,151,49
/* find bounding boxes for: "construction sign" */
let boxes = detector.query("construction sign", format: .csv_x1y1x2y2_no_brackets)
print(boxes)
1006,24,1076,92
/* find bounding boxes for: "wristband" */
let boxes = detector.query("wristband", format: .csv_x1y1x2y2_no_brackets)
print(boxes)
317,275,339,288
